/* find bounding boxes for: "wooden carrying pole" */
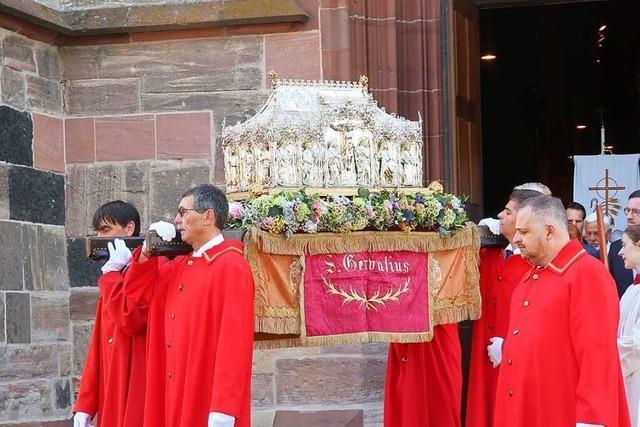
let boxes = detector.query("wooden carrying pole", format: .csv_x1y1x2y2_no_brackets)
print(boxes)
595,205,609,269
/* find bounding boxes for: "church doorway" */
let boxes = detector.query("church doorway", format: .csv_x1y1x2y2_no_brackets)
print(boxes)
477,0,640,216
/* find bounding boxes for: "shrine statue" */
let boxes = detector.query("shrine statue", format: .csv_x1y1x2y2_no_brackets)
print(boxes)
225,145,240,191
324,129,343,186
239,142,255,190
378,140,398,186
256,140,273,187
325,118,365,187
400,141,419,186
301,140,323,187
275,140,298,187
353,128,374,186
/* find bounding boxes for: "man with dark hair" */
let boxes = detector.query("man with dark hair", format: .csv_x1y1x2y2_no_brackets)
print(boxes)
73,201,147,427
91,200,141,237
493,195,630,427
610,190,640,296
566,201,599,258
466,188,539,427
117,184,254,427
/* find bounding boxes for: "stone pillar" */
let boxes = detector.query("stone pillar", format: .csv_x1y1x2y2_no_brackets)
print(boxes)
0,28,71,425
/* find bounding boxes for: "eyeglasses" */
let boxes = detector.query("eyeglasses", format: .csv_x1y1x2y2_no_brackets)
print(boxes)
624,208,640,216
176,207,199,218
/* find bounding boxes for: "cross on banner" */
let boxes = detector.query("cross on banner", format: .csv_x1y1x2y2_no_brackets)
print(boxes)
573,154,640,232
588,168,625,217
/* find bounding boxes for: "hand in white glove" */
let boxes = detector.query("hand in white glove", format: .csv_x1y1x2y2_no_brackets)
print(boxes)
73,412,94,427
149,221,176,242
101,238,132,274
208,412,235,427
487,336,504,368
479,217,501,235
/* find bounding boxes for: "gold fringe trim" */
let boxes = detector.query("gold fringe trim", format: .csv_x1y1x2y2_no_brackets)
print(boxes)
254,336,302,350
246,223,479,256
255,316,301,334
433,305,481,325
255,306,299,318
301,331,434,347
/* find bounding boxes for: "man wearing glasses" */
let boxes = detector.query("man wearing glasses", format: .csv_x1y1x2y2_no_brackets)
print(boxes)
609,190,640,297
110,184,254,427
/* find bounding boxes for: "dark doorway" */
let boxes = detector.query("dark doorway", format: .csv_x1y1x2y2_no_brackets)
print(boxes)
479,0,640,216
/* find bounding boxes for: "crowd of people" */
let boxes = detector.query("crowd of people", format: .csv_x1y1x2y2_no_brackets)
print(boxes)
71,182,640,427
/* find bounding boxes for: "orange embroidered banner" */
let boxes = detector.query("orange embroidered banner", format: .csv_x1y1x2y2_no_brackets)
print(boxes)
303,251,430,343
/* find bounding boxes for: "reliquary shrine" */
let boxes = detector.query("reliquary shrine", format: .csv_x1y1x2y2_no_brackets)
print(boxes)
220,73,424,193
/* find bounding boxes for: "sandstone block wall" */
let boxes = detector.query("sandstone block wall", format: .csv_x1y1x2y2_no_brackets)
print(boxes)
0,29,71,425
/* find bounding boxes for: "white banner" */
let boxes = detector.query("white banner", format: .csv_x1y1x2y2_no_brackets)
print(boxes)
573,154,640,232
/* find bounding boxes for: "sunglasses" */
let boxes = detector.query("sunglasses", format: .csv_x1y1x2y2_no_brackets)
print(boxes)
176,207,199,218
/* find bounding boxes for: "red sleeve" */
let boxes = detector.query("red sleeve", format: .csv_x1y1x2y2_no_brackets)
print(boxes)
98,271,148,336
73,301,102,416
124,248,175,305
570,262,620,423
209,256,255,417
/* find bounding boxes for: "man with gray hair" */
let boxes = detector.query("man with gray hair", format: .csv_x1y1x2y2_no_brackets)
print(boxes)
112,184,255,427
492,195,630,427
584,211,614,251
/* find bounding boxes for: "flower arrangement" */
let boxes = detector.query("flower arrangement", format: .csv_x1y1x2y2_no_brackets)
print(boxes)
226,182,468,237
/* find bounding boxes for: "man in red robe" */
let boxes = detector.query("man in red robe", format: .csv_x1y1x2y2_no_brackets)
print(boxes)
73,201,147,427
123,184,254,427
465,189,539,427
493,195,630,427
384,324,462,427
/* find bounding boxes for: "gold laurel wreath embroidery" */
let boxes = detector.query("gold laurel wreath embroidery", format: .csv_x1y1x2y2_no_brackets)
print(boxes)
322,276,411,311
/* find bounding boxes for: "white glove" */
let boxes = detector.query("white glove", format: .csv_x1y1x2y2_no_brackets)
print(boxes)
487,336,504,368
576,424,604,427
208,412,235,427
101,238,132,274
479,217,500,235
73,412,94,427
149,221,176,242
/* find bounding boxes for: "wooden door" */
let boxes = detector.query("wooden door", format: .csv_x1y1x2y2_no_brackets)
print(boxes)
450,0,483,220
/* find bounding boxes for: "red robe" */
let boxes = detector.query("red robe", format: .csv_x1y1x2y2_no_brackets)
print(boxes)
125,240,254,427
494,239,631,427
466,248,530,427
384,324,462,427
74,269,148,427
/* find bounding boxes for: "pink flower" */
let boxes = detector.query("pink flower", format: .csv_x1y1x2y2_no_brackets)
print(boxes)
228,201,245,220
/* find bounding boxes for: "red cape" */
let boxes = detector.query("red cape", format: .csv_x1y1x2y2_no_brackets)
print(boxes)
384,324,462,427
125,240,254,427
74,269,148,427
466,248,531,427
494,240,630,427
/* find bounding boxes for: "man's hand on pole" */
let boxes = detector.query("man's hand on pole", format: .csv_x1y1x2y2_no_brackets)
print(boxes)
101,238,132,274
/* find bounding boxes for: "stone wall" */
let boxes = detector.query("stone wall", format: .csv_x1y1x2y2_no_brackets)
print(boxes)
0,28,72,425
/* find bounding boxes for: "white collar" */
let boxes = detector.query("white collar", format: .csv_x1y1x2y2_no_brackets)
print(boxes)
505,243,521,255
192,234,224,257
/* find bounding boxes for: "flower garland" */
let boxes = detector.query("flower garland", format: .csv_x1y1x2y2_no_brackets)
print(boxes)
226,182,468,237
